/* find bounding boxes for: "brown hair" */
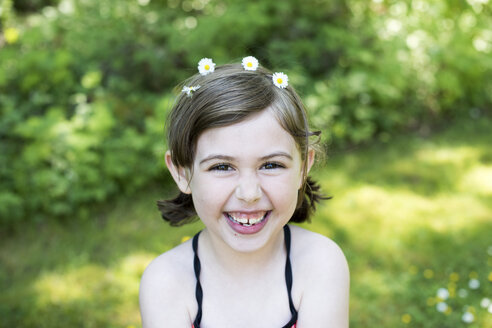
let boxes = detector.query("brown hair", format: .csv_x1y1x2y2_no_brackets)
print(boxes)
158,63,329,226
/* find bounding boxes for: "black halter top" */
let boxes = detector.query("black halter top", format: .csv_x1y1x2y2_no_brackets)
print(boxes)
191,225,298,328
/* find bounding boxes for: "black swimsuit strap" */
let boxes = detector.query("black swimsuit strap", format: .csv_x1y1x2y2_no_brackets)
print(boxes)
192,225,297,327
192,231,203,328
283,225,298,327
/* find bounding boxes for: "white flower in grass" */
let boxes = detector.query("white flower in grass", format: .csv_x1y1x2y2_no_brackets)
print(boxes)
242,56,259,71
469,278,480,289
272,72,288,88
458,289,468,298
462,311,474,323
481,298,491,308
437,288,449,300
182,85,200,96
198,58,215,75
488,304,492,314
436,302,448,312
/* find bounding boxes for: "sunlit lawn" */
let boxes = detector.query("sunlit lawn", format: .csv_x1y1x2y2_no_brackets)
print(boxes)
1,116,491,327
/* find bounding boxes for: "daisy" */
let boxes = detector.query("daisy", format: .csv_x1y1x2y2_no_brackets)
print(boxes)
242,56,259,71
272,72,288,89
436,288,449,300
182,85,200,96
468,279,480,289
198,58,215,75
436,302,448,313
462,311,474,323
458,289,468,298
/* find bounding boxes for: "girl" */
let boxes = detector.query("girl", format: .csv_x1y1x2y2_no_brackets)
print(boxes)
139,57,349,327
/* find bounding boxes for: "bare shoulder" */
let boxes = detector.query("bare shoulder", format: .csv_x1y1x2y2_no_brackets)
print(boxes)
289,225,348,272
139,240,196,328
289,225,350,327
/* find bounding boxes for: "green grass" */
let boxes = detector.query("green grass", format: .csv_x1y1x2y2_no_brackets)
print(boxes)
1,116,492,327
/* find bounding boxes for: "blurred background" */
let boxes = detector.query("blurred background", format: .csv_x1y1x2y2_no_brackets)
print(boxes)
1,0,491,327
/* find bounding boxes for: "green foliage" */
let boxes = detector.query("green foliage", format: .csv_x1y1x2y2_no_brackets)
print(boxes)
13,0,60,14
1,0,491,225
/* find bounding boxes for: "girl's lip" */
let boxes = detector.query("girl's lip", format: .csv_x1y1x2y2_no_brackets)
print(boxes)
225,210,268,214
224,211,270,235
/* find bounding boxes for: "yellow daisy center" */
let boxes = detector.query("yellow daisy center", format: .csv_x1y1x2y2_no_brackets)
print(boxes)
204,64,210,70
277,78,283,84
247,62,253,67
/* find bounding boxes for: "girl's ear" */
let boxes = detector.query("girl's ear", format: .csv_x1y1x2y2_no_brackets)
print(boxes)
306,148,316,174
298,148,316,189
165,150,192,194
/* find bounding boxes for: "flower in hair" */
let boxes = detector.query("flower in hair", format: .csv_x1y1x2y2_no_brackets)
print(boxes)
198,58,215,75
242,56,259,71
182,85,200,96
272,72,288,89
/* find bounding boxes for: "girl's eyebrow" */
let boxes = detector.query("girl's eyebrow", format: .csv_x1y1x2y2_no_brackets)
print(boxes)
199,152,293,165
199,154,234,165
260,152,293,161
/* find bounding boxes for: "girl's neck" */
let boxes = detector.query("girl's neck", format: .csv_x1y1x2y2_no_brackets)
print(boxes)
199,228,286,277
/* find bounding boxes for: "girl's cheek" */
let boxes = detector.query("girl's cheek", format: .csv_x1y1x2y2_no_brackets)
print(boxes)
263,172,300,188
195,178,233,199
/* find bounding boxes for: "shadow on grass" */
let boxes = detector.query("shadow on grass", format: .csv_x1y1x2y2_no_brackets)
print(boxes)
0,184,204,327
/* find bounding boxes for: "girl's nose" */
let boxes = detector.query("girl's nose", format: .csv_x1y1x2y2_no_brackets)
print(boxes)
235,174,261,203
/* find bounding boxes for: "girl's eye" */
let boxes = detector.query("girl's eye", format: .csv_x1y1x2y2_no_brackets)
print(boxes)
209,163,233,171
262,162,285,170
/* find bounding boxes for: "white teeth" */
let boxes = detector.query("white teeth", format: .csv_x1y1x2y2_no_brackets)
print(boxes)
228,212,267,226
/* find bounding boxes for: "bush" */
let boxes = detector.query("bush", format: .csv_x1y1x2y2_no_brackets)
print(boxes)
0,0,490,226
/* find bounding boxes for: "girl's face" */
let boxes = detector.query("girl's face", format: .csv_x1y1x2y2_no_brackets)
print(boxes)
168,109,313,253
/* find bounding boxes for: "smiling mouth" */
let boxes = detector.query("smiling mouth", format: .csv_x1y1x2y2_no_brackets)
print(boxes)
226,211,270,227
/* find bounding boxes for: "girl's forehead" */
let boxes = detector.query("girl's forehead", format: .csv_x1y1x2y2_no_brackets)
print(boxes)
194,110,300,160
